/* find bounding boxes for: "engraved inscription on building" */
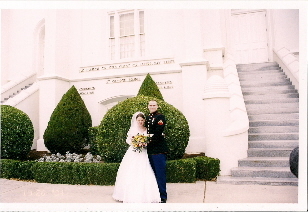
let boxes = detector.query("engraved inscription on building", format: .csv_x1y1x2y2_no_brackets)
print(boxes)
79,58,175,73
79,87,95,95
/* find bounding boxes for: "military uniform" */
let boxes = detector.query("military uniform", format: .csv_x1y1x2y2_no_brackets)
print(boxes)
146,111,169,202
146,111,169,154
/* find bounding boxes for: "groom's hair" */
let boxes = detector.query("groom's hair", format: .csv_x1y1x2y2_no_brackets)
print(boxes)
148,100,158,105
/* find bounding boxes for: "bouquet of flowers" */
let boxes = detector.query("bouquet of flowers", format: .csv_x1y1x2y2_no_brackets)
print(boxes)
131,134,150,153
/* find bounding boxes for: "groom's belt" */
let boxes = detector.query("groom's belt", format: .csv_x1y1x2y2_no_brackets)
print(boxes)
148,133,165,137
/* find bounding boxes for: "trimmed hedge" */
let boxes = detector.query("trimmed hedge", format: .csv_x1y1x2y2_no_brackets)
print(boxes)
43,86,92,154
137,73,164,101
193,156,220,181
0,156,220,185
0,159,36,180
1,105,34,160
167,159,196,183
97,95,190,163
31,162,119,185
0,159,19,178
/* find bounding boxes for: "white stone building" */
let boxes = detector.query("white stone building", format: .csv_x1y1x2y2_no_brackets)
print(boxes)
1,8,301,178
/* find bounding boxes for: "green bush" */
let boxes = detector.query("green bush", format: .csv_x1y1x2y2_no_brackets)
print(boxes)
88,126,99,155
0,159,19,178
1,156,220,184
0,159,36,180
1,105,34,159
43,86,92,154
166,159,196,183
97,95,190,163
193,156,220,180
14,160,37,180
31,162,119,185
137,73,164,101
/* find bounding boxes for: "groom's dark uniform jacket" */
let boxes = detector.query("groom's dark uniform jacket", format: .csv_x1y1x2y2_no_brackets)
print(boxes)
146,111,169,155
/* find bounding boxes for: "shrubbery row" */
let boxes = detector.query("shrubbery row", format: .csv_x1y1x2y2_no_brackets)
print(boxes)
0,156,220,185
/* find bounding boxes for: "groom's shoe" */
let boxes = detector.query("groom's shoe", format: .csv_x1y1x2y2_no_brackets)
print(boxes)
160,198,167,203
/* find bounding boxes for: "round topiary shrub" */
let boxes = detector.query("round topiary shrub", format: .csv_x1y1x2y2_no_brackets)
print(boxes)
1,105,34,159
97,95,190,163
43,86,92,154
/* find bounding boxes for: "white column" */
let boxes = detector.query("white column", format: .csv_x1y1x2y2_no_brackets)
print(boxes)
43,11,57,77
180,10,209,153
182,10,205,63
37,11,70,151
202,10,225,70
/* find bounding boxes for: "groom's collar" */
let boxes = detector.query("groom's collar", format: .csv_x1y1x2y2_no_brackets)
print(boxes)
150,111,159,116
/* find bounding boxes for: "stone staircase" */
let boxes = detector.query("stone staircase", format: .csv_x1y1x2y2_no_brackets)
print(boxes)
217,62,299,186
1,83,34,104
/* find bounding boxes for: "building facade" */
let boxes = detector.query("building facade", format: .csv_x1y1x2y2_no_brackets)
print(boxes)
1,9,300,175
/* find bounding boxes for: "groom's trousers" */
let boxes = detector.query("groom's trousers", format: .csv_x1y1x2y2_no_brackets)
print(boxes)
148,153,167,200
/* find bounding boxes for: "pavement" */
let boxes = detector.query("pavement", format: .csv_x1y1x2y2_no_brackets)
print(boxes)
0,178,305,211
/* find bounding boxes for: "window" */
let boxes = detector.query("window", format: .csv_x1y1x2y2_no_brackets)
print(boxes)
109,10,145,60
109,16,115,60
120,13,134,59
139,11,145,57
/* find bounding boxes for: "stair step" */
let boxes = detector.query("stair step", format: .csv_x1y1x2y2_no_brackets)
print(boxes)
245,102,299,110
245,98,298,104
217,176,298,186
249,119,299,127
243,89,298,95
238,70,282,76
241,84,295,92
248,113,299,121
238,67,282,72
237,62,279,69
239,71,286,78
247,148,293,157
247,107,299,115
239,74,288,82
231,167,296,178
249,126,299,133
244,93,299,100
249,133,299,141
238,157,290,167
248,140,298,148
241,81,292,88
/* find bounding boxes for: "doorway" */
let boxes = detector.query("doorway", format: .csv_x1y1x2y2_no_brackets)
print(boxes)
230,10,269,64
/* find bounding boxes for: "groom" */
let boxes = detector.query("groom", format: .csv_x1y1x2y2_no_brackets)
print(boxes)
146,100,169,203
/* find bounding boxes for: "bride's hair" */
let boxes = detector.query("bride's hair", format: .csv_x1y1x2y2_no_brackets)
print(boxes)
136,113,145,120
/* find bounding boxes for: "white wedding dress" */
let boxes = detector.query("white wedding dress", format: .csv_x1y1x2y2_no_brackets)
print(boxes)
112,113,161,203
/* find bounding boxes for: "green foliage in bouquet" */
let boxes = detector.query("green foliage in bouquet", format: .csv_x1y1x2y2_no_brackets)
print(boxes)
96,95,190,163
43,86,92,154
1,105,34,159
137,73,164,101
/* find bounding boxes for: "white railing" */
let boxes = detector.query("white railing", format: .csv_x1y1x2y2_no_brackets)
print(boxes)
273,47,299,92
223,51,249,136
1,73,37,103
3,82,39,107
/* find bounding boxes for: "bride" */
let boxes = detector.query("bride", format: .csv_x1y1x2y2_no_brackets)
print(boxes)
112,112,161,203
